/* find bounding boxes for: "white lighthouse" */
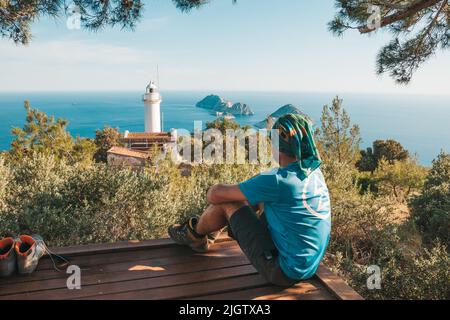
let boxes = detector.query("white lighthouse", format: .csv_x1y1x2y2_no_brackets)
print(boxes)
143,81,162,133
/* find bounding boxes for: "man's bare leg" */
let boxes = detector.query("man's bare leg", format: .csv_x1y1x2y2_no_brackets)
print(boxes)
168,201,247,252
196,202,247,236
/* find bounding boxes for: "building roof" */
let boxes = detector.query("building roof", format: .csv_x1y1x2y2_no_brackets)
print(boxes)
123,132,172,142
107,146,149,159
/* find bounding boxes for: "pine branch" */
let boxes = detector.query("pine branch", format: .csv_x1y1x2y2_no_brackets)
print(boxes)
359,0,442,33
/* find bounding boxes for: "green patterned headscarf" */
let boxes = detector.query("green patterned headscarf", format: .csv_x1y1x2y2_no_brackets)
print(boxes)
272,113,321,180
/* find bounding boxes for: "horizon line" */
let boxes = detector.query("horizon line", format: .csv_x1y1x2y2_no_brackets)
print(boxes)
1,89,449,98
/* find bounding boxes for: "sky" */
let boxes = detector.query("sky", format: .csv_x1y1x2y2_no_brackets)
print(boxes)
0,0,449,94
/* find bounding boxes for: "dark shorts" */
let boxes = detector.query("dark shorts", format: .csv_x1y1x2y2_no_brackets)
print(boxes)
228,205,298,287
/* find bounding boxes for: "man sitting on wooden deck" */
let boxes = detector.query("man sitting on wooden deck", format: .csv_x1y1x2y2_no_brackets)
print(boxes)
169,113,331,287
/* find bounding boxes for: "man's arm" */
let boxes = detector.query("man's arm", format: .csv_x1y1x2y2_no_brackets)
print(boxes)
207,173,261,205
206,184,247,205
207,184,264,213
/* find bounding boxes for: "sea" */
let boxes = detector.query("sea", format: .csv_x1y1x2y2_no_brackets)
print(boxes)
0,91,448,166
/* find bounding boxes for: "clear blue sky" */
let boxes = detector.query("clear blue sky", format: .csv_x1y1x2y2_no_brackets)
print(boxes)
1,0,449,94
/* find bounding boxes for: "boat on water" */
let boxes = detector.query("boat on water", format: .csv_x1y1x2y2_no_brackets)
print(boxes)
223,113,235,120
213,111,235,120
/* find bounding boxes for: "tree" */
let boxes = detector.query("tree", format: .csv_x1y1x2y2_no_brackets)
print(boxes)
374,158,427,201
0,0,222,45
93,126,122,163
173,0,219,12
72,137,97,166
410,152,450,245
356,147,378,172
0,0,143,44
316,96,361,166
329,0,449,83
315,97,361,193
357,139,409,172
8,101,96,164
205,118,242,134
10,101,74,161
373,139,409,163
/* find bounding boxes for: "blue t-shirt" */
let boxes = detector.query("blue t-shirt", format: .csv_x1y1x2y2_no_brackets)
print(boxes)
239,163,331,280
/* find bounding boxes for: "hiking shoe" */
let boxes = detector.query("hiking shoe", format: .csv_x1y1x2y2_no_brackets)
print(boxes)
0,237,17,278
168,216,209,253
15,235,47,274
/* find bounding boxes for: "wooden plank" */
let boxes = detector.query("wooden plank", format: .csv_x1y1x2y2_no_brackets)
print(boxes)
0,249,250,296
81,273,269,300
48,239,174,257
257,290,333,300
315,265,363,300
40,240,238,272
192,280,334,300
3,265,259,300
36,247,185,271
49,235,232,257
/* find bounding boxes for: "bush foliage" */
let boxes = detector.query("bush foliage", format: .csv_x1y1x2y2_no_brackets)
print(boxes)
0,153,261,246
410,153,450,246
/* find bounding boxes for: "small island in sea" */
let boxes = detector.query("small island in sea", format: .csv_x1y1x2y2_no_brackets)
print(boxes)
196,94,254,116
254,104,311,129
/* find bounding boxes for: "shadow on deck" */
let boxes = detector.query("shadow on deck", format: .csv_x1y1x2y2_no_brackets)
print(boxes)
0,237,363,300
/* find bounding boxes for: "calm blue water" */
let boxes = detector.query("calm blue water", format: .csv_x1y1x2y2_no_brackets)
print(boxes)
0,91,448,165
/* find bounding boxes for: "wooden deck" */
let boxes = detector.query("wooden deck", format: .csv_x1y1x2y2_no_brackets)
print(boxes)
0,238,363,300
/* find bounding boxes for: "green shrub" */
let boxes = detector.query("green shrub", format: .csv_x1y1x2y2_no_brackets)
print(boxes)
326,169,402,266
355,172,379,194
327,241,450,300
93,126,122,163
410,152,450,246
0,157,9,208
8,102,95,165
373,159,427,202
0,156,15,232
356,139,409,172
0,153,261,246
325,158,449,300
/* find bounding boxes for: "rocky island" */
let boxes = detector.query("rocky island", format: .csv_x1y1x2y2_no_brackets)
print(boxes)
196,94,254,116
254,104,311,129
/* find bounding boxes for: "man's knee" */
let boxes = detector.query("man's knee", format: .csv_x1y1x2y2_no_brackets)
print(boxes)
220,201,248,220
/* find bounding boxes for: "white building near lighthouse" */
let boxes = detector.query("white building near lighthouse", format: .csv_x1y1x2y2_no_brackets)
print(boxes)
143,81,162,133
